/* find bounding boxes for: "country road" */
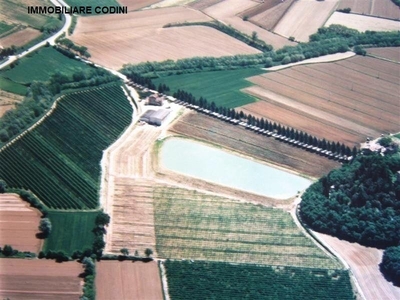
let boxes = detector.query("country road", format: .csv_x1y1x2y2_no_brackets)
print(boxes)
0,0,72,70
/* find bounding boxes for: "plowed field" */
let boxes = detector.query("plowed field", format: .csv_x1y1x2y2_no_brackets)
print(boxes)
170,112,340,178
274,0,339,42
337,0,400,20
189,0,224,10
240,56,400,146
315,233,400,300
96,261,163,300
367,47,400,63
71,6,260,69
203,0,295,49
0,259,82,300
0,194,42,253
0,27,40,47
118,0,162,11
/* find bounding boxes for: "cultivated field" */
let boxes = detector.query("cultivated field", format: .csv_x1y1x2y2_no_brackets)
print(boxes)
145,0,197,8
247,0,297,31
170,112,340,178
0,259,82,300
0,77,27,95
71,7,260,69
337,0,400,20
189,0,224,10
166,260,355,300
1,47,92,85
367,47,400,62
153,68,265,108
0,84,132,209
154,186,341,268
96,261,163,300
0,27,40,47
325,12,400,32
0,194,42,253
274,0,339,42
0,90,23,117
203,0,296,49
44,211,98,254
315,233,400,300
118,0,162,11
240,55,400,146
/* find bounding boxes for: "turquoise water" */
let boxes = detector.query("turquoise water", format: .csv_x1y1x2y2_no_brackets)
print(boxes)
160,138,312,199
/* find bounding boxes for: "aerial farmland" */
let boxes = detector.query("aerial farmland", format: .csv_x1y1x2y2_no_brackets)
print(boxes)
0,0,399,299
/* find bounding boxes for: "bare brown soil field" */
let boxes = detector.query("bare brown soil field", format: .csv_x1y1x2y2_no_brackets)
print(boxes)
248,0,296,31
338,0,400,20
367,47,400,62
337,0,372,15
0,259,82,300
170,112,340,178
240,55,400,146
96,261,163,300
315,233,400,300
189,0,224,10
0,194,42,253
118,0,162,11
0,27,40,47
203,0,296,49
274,0,339,42
71,7,260,69
325,12,400,31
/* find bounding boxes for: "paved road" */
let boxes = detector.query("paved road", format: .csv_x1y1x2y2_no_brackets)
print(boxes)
0,0,71,70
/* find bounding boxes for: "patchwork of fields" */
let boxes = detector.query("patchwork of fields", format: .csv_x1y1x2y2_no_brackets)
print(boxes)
337,0,400,20
240,55,400,146
0,84,132,209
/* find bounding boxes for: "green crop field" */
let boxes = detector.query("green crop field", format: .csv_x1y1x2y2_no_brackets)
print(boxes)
153,68,265,108
0,84,132,209
153,187,341,269
0,77,27,95
1,47,92,84
165,260,355,300
44,210,98,254
0,21,14,35
0,0,62,30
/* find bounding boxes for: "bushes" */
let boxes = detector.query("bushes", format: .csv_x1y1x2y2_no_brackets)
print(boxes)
380,246,400,286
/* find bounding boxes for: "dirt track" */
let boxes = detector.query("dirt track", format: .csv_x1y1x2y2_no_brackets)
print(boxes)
314,233,400,300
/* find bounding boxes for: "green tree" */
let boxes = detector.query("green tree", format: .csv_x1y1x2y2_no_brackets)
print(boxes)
251,31,258,43
38,218,52,237
120,248,129,256
145,248,153,257
2,245,14,256
95,212,110,227
0,179,7,193
380,246,400,286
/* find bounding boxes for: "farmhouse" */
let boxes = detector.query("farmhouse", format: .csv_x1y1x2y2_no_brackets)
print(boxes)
147,94,164,106
140,109,170,126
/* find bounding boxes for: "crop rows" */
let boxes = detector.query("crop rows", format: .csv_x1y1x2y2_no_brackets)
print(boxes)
153,187,341,269
165,260,354,300
0,84,132,209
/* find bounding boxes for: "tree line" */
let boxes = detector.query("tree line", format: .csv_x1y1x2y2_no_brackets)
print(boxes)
128,72,356,158
122,25,400,78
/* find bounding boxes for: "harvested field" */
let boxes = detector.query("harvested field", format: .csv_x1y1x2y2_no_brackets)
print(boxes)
145,0,197,8
0,194,42,253
96,261,163,300
204,0,296,49
325,12,400,32
315,233,400,300
0,259,82,300
71,7,260,69
0,27,40,47
170,112,340,178
112,0,161,11
274,0,339,42
189,0,224,10
248,0,296,31
240,55,400,146
337,0,400,20
367,47,400,63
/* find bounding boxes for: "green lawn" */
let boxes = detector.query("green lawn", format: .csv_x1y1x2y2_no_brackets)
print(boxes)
0,76,27,95
1,47,92,84
153,68,265,108
44,210,98,254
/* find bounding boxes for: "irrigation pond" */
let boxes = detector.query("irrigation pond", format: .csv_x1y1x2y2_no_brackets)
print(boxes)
160,138,312,199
